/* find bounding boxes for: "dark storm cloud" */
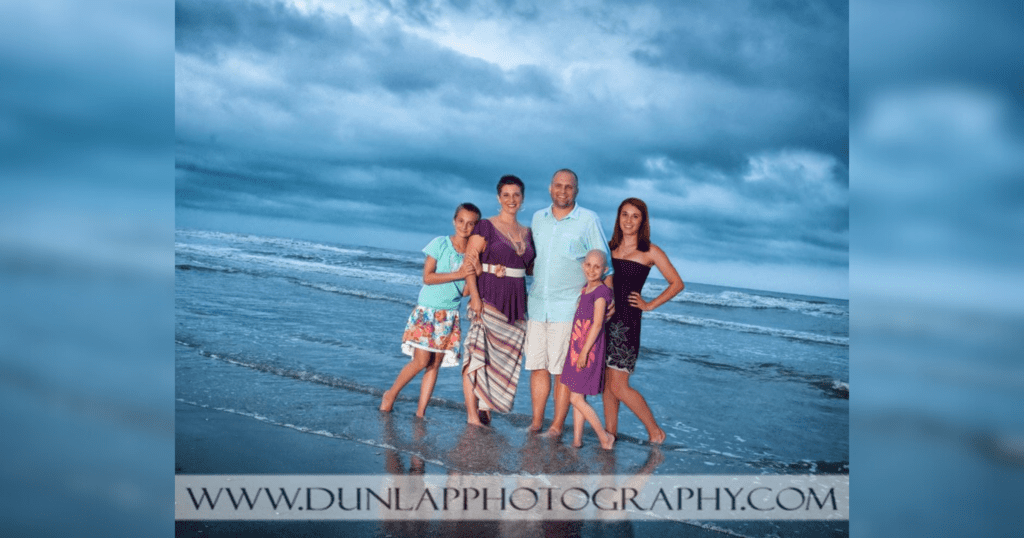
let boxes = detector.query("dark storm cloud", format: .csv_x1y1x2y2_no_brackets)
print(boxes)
364,27,557,97
175,0,848,296
370,0,544,25
588,145,846,271
174,0,562,225
175,0,557,99
175,0,343,57
175,145,489,234
659,206,847,268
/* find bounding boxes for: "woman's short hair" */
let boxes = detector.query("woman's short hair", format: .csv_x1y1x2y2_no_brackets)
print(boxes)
496,174,525,195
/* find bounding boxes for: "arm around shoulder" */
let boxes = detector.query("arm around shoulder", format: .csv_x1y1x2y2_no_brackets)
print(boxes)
422,254,474,286
421,236,468,285
465,234,487,273
463,234,487,316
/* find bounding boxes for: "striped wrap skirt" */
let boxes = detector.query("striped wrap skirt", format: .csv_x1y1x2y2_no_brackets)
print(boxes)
462,302,526,413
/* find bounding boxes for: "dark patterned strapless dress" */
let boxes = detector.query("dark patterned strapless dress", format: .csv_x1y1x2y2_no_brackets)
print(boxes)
605,258,651,374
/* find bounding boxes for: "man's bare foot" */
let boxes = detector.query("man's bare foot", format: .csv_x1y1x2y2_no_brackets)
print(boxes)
572,439,583,448
600,430,616,450
466,417,484,426
379,390,396,412
528,422,544,433
541,427,562,439
648,428,666,444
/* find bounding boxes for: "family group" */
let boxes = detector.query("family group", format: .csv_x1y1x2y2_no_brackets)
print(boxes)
380,169,684,449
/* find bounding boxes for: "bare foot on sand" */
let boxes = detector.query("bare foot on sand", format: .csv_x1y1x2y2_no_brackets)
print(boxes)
379,390,396,412
600,430,616,450
541,428,562,439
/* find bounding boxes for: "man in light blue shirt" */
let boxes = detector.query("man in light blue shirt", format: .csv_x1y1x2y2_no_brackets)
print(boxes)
526,169,612,436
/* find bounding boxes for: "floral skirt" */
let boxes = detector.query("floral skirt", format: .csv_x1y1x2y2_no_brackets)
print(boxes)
401,305,462,367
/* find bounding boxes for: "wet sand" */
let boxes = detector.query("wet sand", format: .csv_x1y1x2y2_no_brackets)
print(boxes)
175,401,847,537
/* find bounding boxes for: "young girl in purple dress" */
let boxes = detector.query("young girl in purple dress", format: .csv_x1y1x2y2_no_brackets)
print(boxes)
559,249,616,449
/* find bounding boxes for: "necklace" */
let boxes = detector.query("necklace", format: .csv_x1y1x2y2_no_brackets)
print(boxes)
491,218,526,255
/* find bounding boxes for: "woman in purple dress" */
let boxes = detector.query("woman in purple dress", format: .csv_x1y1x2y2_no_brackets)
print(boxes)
559,249,616,449
462,175,535,426
602,198,685,444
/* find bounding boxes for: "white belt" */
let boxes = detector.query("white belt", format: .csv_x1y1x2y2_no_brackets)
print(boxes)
482,263,526,278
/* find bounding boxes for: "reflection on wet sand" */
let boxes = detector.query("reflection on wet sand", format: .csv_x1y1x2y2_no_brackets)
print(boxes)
381,412,428,475
518,430,586,474
448,423,515,473
376,411,672,538
443,424,510,538
379,413,430,537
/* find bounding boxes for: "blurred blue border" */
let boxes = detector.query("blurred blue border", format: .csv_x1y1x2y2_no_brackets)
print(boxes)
1,1,1022,536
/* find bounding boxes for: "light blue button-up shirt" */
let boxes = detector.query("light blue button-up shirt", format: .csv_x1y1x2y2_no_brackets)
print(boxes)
528,203,613,323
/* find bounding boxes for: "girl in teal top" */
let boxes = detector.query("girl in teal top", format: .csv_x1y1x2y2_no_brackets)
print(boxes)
380,203,481,417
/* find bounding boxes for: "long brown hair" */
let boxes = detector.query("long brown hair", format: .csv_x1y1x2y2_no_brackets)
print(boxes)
609,197,651,252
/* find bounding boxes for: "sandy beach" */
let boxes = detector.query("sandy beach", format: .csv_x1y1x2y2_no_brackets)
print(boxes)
176,401,847,537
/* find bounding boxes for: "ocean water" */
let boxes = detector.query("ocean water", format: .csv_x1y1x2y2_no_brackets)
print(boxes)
176,228,848,469
174,228,849,535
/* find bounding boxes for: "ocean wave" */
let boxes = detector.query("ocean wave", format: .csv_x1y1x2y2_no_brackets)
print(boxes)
647,312,849,346
751,458,849,474
753,360,850,396
177,229,367,257
649,286,847,317
676,355,849,397
177,242,422,286
175,263,237,274
176,398,447,467
292,280,417,306
175,242,239,256
178,342,388,394
354,249,424,266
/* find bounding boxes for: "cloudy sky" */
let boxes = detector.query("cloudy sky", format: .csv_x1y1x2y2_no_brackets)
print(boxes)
175,0,848,298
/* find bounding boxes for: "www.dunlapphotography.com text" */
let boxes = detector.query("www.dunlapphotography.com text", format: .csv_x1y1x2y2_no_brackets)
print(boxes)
176,474,848,521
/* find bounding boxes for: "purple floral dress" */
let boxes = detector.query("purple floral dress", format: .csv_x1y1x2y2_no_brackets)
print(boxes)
560,283,612,395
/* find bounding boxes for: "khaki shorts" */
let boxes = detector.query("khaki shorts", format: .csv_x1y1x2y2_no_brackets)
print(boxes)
524,320,572,374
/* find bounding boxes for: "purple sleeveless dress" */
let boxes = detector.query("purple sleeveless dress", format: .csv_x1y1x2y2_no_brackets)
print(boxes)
560,283,612,395
605,258,651,374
